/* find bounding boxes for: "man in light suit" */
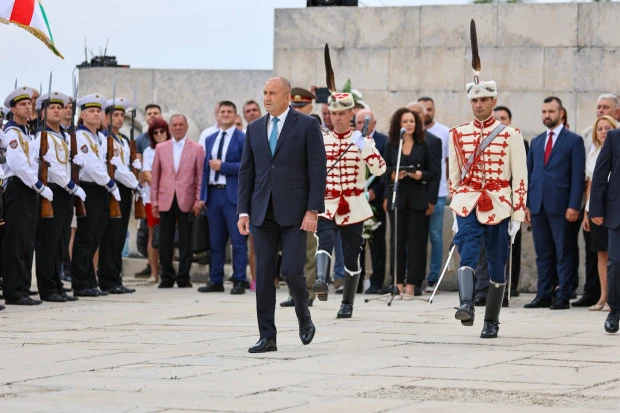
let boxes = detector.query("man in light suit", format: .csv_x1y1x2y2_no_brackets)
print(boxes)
525,97,585,310
151,114,205,289
590,127,620,333
238,77,326,353
198,101,247,294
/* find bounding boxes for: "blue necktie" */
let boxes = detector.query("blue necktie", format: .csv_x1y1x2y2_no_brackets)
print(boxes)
269,117,279,155
214,131,226,182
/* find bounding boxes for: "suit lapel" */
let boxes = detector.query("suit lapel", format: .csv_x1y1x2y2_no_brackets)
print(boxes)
546,128,567,167
177,139,191,176
273,108,298,157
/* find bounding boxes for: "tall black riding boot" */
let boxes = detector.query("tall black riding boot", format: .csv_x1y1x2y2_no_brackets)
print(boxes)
481,282,505,338
454,266,476,326
337,269,361,319
312,251,331,301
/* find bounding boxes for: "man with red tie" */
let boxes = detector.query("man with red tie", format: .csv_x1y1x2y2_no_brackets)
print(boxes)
525,97,586,310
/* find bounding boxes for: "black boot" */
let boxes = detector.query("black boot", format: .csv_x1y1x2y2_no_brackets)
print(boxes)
337,270,361,319
454,266,476,326
312,252,331,302
481,282,505,338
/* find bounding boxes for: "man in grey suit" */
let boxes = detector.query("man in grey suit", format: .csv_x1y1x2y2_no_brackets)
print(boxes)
589,128,620,333
237,77,327,353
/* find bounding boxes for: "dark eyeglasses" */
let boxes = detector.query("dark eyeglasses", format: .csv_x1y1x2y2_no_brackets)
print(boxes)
152,129,166,135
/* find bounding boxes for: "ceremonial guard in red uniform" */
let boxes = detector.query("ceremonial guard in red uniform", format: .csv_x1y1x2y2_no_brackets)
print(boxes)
312,45,386,318
449,21,528,338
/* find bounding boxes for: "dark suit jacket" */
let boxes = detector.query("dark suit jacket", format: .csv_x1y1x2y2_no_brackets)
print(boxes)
590,128,620,230
527,127,585,215
424,131,442,205
368,131,387,213
383,137,439,211
200,128,245,205
237,108,326,227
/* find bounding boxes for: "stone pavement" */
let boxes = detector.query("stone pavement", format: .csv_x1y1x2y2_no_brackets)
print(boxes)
1,281,619,412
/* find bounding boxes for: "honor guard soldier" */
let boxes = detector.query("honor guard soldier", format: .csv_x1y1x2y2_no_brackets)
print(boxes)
312,90,386,318
33,92,85,302
1,87,54,306
71,94,121,297
449,20,528,338
98,98,143,294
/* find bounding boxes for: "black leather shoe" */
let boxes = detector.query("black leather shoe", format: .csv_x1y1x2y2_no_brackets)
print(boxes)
197,282,224,293
474,295,486,306
158,281,174,289
298,315,315,345
364,285,381,294
550,298,570,310
134,265,151,277
120,285,136,293
42,293,67,303
510,290,520,297
524,296,551,308
105,285,136,294
28,289,38,296
571,295,598,307
73,288,100,297
5,296,42,305
248,337,277,353
413,285,422,296
177,281,193,288
480,320,500,338
280,297,295,307
230,281,245,295
59,291,78,301
337,303,353,319
0,304,4,311
604,310,619,333
95,289,109,296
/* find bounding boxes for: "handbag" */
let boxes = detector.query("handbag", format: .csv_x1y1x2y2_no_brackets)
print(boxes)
189,212,210,253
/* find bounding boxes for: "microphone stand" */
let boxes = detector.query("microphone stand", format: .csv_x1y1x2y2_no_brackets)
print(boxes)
365,128,425,306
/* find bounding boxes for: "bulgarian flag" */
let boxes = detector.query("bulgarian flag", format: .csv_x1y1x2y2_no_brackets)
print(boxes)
0,0,63,58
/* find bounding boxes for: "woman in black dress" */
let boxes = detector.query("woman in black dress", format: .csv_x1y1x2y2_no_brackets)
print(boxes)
382,108,438,296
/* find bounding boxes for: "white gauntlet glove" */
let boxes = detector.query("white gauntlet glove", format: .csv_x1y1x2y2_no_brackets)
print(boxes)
43,152,55,164
111,187,121,202
351,130,365,151
40,186,54,201
135,183,145,195
74,186,86,202
110,156,123,168
72,153,86,167
132,158,142,170
452,212,458,234
508,220,521,244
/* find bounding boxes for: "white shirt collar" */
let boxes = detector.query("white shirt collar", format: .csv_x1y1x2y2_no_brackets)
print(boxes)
220,125,236,137
269,106,290,124
547,123,564,137
173,136,187,145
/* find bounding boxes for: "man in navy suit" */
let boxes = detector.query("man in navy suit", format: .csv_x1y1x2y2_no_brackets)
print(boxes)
525,97,585,310
590,128,620,333
198,101,247,295
237,77,327,353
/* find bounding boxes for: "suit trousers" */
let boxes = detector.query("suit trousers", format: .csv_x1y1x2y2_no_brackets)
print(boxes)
531,208,573,301
72,183,109,291
206,187,247,284
582,228,601,298
159,196,192,285
252,201,309,339
98,184,132,290
608,227,620,311
388,208,429,286
2,178,38,301
35,185,72,298
454,210,509,285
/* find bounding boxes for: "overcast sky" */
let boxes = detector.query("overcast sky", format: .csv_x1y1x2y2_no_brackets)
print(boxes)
1,0,566,98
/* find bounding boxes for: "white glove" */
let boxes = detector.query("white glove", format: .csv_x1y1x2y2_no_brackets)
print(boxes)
72,153,86,167
40,186,54,201
508,220,521,244
110,156,123,168
135,183,145,195
352,130,365,151
132,158,142,170
43,152,55,164
111,187,121,201
74,186,86,202
452,212,458,234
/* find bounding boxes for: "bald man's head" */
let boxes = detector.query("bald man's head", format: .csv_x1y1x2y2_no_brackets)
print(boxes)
355,108,376,135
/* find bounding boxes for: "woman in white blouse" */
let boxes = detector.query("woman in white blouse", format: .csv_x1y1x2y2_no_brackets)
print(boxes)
583,115,617,311
139,118,171,283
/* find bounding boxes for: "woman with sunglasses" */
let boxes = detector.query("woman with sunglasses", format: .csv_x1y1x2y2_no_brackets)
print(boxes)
139,118,171,283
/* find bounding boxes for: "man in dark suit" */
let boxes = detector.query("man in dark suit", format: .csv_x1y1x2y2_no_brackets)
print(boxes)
590,128,620,333
525,97,585,310
198,101,247,295
237,77,326,353
354,109,388,294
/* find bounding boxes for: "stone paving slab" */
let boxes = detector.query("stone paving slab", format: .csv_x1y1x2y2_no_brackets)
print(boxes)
1,284,619,412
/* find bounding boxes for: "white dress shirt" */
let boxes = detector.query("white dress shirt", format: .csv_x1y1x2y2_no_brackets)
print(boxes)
209,125,235,185
267,106,290,141
427,121,450,198
198,124,219,149
545,123,564,149
173,136,187,173
142,146,155,204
